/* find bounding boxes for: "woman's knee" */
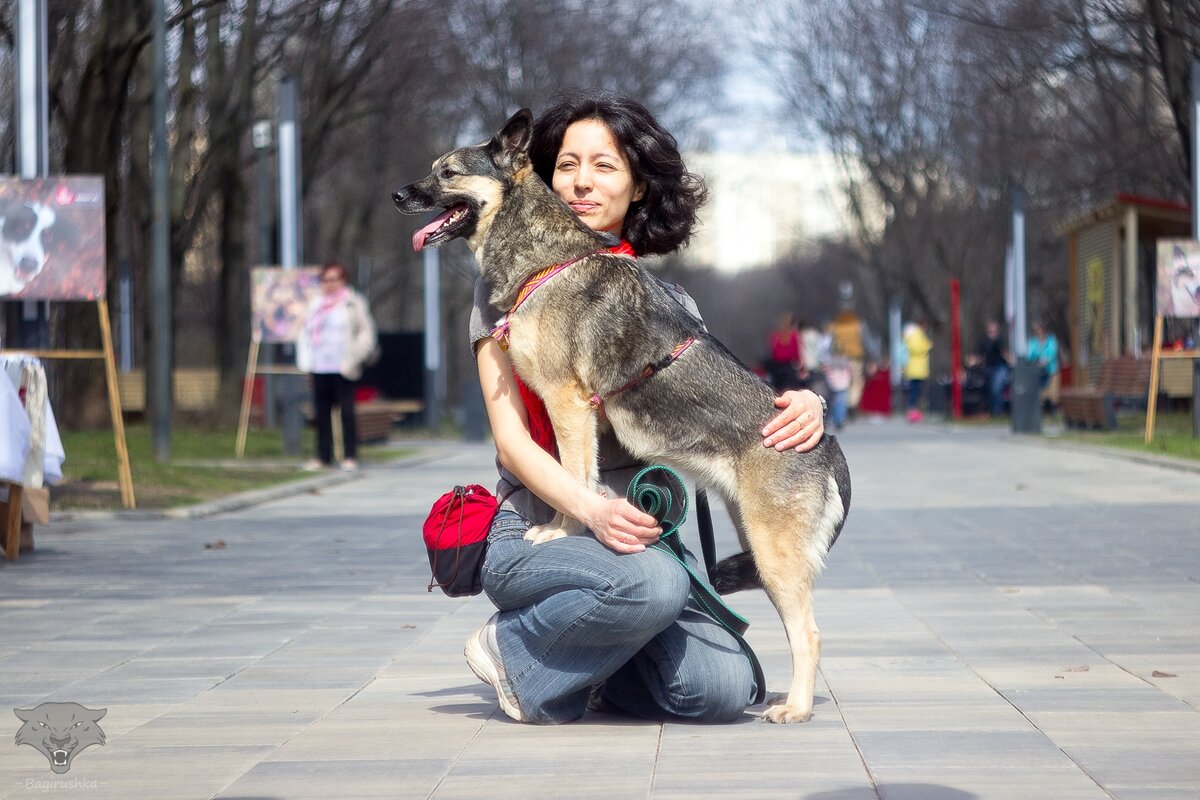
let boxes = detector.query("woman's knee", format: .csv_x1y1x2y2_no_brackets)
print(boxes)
667,655,755,722
613,549,690,630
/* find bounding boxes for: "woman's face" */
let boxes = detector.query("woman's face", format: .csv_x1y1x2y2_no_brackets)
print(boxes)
552,119,645,237
320,270,344,295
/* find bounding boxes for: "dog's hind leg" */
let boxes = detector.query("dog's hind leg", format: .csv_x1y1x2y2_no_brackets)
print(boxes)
525,382,599,545
741,503,822,723
760,566,820,724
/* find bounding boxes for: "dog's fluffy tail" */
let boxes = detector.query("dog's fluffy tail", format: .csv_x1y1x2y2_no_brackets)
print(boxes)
710,552,760,595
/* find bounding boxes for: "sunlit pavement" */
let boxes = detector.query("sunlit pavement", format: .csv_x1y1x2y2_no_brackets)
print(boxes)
2,418,1197,799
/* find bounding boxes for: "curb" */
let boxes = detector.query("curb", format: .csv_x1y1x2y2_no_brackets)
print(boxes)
1006,432,1200,476
49,447,454,523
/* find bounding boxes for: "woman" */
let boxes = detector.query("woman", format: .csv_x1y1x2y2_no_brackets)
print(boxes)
766,312,803,390
466,90,827,724
902,318,932,422
1027,320,1060,411
295,262,378,471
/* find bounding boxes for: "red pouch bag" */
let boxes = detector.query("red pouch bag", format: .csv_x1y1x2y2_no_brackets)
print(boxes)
423,484,499,596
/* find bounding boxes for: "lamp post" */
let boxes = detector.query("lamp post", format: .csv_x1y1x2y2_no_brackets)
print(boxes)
14,0,50,351
252,120,276,428
150,0,172,460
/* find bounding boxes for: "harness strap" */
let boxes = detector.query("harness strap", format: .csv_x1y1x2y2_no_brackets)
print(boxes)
590,337,696,410
491,249,605,348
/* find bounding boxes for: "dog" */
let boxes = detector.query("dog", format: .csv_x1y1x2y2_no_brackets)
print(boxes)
393,109,851,723
0,198,56,296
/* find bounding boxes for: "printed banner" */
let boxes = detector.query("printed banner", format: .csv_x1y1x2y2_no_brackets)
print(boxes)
0,177,105,300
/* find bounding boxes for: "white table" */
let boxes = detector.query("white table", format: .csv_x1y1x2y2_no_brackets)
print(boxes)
1,356,64,486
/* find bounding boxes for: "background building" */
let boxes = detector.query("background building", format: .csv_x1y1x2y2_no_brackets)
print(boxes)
681,150,863,272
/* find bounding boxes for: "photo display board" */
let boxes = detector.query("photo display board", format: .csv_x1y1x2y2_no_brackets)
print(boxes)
0,176,106,300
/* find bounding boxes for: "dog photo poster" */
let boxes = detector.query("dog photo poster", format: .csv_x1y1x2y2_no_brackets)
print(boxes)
0,177,105,300
1156,239,1200,319
250,266,321,343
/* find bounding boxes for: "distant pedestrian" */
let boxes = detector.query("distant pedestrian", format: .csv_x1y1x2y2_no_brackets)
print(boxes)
1027,320,1060,412
296,262,378,472
823,354,853,430
977,320,1011,417
830,309,865,412
800,318,823,372
765,312,802,390
858,360,892,420
902,318,932,422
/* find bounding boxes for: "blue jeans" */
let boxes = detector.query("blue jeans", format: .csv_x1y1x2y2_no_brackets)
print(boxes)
987,365,1010,416
480,510,756,724
906,378,925,410
829,389,849,428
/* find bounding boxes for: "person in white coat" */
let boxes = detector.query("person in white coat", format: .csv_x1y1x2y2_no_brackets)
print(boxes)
295,262,378,471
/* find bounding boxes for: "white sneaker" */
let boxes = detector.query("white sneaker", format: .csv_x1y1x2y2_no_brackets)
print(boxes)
302,459,324,472
465,612,524,722
340,459,359,472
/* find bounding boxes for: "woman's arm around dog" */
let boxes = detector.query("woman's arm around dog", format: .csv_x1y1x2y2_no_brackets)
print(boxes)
476,337,662,554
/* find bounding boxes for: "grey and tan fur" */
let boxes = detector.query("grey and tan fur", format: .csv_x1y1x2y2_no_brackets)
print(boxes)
393,109,851,723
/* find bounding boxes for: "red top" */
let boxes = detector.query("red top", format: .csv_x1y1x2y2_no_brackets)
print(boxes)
516,240,635,457
769,328,801,363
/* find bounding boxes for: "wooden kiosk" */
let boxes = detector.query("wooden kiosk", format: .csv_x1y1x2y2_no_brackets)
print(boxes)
1058,194,1193,438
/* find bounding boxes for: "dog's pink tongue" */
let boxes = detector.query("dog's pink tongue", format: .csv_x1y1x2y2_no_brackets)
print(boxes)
412,208,457,252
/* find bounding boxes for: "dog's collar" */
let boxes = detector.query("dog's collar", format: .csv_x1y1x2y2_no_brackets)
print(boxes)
490,248,607,348
590,336,696,412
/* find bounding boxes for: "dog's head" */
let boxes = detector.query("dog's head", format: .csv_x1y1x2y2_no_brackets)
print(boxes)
0,199,57,291
393,109,534,252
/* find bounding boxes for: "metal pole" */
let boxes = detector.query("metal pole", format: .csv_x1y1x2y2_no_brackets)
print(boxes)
118,268,132,372
15,0,50,349
253,120,276,428
1012,185,1027,358
278,78,302,270
423,246,441,431
277,78,303,455
16,0,49,177
888,297,902,415
1191,59,1199,437
950,278,962,420
150,0,172,460
1192,59,1199,241
253,121,273,266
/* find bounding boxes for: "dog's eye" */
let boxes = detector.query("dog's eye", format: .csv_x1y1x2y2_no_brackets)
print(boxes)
440,167,458,180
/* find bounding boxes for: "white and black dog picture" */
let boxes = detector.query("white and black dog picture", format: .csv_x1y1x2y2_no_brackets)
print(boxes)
0,199,57,296
0,177,106,301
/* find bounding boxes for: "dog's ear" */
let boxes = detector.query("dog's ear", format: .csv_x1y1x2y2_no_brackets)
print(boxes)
491,108,534,167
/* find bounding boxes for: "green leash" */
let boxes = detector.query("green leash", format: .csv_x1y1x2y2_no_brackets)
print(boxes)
627,466,767,705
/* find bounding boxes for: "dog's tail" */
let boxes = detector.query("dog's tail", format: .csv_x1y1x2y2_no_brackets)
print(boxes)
710,552,760,595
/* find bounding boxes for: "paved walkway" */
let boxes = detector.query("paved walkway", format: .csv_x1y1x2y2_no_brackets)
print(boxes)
1,420,1197,799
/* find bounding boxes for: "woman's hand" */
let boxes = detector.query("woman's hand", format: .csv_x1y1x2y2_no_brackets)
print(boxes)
581,495,662,554
762,389,825,453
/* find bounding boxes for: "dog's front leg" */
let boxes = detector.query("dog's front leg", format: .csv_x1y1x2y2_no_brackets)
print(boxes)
525,382,600,545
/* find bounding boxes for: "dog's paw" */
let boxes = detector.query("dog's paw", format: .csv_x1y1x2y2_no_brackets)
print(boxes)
524,525,567,545
761,703,813,724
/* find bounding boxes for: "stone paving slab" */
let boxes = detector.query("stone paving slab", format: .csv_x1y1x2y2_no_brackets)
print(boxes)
0,422,1197,799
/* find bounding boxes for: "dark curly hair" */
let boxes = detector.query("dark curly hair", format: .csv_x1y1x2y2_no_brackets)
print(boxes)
530,89,708,257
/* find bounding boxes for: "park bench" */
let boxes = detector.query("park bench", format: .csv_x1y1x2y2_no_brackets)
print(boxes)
352,399,423,443
117,368,220,412
1059,357,1152,430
